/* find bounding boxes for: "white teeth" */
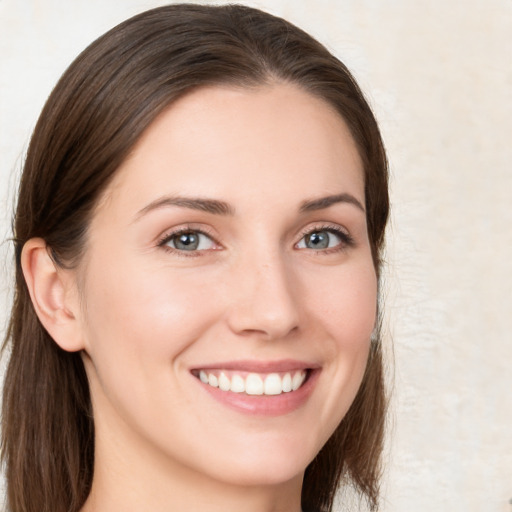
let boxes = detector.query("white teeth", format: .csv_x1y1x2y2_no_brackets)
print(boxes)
292,372,305,391
218,372,231,391
263,373,282,395
198,370,308,395
245,373,264,395
282,373,292,392
230,374,245,393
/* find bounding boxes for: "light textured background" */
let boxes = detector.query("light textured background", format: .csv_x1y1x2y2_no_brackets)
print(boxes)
1,1,511,511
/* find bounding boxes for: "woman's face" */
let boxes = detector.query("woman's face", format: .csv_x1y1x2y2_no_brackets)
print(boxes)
75,83,377,487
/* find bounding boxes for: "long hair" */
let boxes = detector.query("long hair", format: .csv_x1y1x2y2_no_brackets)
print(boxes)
1,4,389,512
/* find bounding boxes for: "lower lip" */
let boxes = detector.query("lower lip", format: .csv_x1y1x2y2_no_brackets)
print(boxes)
195,370,320,416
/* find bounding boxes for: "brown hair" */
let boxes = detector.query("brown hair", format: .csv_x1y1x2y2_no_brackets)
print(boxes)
1,4,389,512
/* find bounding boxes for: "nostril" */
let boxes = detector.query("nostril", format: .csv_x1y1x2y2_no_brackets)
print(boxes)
226,301,300,340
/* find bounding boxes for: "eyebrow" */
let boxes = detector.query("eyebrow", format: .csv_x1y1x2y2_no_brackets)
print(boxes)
135,196,235,220
135,191,365,221
299,193,365,213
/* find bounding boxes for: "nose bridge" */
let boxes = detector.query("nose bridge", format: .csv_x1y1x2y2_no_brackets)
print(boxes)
226,244,300,339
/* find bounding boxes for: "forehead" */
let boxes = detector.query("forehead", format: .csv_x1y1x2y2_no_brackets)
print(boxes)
97,83,364,216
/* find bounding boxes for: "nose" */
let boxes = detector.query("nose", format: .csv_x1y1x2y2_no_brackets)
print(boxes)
225,253,301,341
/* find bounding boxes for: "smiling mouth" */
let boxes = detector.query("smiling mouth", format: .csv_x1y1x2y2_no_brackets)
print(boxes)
192,369,309,396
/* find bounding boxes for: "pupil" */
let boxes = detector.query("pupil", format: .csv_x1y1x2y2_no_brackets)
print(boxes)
176,232,199,250
307,231,328,249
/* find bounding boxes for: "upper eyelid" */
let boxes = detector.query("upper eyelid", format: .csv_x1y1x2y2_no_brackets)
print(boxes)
296,222,350,239
302,222,347,233
157,225,220,247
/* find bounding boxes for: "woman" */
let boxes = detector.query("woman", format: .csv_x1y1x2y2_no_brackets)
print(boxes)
1,4,389,512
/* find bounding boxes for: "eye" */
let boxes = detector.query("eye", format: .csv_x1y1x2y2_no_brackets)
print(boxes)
160,230,217,252
296,227,353,251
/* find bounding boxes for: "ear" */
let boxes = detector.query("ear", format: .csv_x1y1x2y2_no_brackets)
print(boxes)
21,238,85,352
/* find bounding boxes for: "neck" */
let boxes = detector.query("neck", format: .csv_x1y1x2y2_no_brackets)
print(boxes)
80,407,304,512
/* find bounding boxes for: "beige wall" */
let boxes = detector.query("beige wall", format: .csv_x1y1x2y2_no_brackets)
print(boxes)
1,1,511,511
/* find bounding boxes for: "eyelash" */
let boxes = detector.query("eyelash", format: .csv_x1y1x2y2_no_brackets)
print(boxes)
157,225,220,257
295,223,355,255
157,223,355,257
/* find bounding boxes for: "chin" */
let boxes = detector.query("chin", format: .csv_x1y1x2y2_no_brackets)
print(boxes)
196,432,320,487
214,458,307,488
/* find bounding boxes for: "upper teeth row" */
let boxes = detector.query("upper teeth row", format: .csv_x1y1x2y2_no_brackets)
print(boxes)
198,370,307,395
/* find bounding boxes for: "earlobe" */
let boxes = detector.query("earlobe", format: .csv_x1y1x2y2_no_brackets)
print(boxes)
21,238,85,352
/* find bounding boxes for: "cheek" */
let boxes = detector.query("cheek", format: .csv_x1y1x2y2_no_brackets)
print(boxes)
329,261,377,387
303,259,377,426
80,255,223,369
307,260,377,345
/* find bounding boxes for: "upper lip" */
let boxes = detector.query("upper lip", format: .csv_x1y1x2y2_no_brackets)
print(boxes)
190,359,320,373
